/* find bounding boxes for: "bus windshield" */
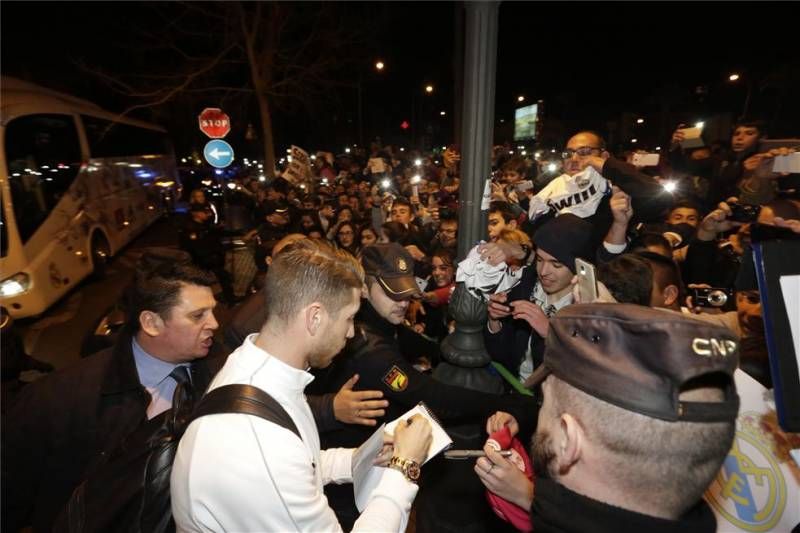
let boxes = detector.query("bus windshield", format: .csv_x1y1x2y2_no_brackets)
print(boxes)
4,114,82,245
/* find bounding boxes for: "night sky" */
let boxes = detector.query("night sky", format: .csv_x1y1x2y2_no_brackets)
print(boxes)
3,2,799,155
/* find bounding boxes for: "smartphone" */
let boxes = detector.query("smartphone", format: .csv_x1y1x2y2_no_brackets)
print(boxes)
575,258,598,302
632,153,660,167
514,180,534,192
678,126,704,149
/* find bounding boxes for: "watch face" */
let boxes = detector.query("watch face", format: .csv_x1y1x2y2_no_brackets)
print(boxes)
406,462,421,481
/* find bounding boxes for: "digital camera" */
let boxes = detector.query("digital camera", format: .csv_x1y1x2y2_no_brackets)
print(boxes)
692,287,734,308
728,203,761,223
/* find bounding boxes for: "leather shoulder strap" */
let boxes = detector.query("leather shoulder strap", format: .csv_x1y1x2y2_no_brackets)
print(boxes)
190,384,301,440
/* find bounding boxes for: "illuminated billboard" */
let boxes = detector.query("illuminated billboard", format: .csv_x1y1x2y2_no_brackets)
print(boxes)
513,104,538,141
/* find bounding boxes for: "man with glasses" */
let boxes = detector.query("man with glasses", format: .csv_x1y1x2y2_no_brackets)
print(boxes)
527,131,670,246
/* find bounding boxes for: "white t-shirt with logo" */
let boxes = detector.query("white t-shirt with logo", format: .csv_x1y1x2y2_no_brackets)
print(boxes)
528,166,610,221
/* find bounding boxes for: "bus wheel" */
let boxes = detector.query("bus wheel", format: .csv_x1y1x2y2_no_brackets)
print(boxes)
90,233,111,279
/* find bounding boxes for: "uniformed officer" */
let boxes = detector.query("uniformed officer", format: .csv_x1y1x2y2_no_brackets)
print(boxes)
308,242,537,530
179,204,235,304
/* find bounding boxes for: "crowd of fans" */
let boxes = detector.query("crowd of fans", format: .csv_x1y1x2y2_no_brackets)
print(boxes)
3,118,799,532
183,119,797,375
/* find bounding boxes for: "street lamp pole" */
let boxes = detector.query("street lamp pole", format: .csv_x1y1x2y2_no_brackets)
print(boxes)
357,73,363,147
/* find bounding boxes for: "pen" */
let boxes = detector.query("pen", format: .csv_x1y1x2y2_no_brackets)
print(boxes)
444,449,513,459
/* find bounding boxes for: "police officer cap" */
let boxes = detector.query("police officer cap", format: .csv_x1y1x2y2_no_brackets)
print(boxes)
527,303,740,423
361,243,421,301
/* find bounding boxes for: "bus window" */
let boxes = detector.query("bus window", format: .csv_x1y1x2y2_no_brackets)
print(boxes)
4,114,82,244
1,200,8,258
82,116,172,158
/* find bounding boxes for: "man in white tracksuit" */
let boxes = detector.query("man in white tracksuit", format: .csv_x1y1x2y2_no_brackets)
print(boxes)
171,239,432,532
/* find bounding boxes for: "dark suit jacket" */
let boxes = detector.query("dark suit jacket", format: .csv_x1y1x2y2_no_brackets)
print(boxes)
1,332,223,532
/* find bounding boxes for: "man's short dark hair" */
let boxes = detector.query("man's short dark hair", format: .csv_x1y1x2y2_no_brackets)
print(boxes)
489,201,515,223
597,254,653,306
501,156,527,176
630,232,673,258
125,257,216,334
391,196,414,213
669,199,702,215
636,251,684,299
733,119,767,136
381,221,409,243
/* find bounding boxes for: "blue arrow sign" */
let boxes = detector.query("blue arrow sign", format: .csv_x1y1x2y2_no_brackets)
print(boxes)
203,139,234,168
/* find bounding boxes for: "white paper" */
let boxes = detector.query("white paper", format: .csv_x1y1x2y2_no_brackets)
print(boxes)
368,157,386,174
384,404,453,464
779,275,800,371
481,179,492,210
353,403,453,512
352,423,388,512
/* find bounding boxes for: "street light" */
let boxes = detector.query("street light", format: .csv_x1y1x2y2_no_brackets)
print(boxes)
517,95,525,102
728,73,740,82
375,60,385,71
440,111,446,116
425,84,434,94
636,118,644,124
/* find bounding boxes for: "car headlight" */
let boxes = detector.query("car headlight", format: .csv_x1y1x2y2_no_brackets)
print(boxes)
0,273,31,297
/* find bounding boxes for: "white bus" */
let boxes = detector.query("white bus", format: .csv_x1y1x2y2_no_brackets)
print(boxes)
0,77,179,318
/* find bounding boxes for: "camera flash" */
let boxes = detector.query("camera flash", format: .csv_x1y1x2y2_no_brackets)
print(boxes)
381,179,391,189
547,163,558,172
414,159,422,167
411,175,421,184
663,181,677,193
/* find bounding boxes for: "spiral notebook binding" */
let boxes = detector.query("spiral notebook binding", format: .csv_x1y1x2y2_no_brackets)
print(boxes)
417,401,442,426
416,401,454,452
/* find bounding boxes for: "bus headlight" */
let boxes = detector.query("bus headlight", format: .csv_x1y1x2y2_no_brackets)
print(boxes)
0,273,30,297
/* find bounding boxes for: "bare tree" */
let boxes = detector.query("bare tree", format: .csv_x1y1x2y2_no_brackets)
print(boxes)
81,1,369,173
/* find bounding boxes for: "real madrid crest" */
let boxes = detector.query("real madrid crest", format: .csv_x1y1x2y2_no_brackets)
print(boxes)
397,257,408,272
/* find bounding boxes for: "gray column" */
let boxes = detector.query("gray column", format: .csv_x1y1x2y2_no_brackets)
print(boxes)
456,1,498,260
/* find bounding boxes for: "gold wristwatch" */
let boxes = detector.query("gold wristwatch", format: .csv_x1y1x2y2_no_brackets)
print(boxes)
388,456,421,483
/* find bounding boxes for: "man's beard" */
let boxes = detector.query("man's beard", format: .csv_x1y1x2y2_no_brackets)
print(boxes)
307,336,337,369
530,429,557,480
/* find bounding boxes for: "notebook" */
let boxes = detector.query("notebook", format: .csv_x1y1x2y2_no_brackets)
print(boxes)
352,402,452,511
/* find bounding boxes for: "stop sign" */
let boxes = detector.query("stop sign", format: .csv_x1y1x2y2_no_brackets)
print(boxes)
198,108,231,139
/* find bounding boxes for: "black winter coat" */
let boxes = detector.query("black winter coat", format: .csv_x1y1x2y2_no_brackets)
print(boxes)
1,332,222,532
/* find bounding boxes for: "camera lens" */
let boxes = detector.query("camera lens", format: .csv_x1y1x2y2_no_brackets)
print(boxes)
708,290,728,306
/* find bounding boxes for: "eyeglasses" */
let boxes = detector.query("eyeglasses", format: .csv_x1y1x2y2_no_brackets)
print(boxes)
561,146,602,160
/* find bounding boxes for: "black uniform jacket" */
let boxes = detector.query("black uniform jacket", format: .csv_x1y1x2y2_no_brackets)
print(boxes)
1,331,223,532
531,478,717,533
310,300,539,451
